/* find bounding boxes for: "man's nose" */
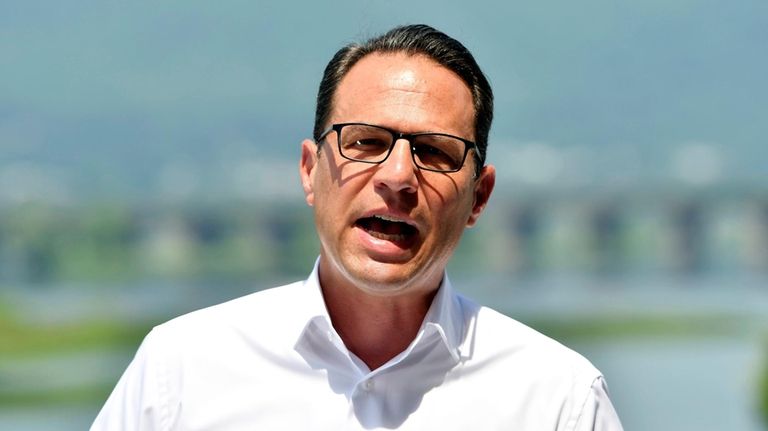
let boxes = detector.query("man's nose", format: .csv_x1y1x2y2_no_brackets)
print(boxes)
372,139,418,193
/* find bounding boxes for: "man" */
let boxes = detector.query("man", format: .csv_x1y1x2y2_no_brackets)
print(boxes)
93,24,623,430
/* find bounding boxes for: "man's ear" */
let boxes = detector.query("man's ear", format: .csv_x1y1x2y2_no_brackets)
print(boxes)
299,139,318,206
467,164,495,227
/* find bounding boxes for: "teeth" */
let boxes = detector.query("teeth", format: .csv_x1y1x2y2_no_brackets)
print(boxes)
369,231,407,242
373,214,405,223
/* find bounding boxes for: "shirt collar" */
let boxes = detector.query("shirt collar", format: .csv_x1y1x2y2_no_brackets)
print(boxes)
291,258,333,338
419,274,464,362
294,258,465,364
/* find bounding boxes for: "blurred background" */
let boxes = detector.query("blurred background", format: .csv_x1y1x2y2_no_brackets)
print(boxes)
1,0,767,429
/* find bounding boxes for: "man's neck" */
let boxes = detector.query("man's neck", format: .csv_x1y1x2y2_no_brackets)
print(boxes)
319,276,439,371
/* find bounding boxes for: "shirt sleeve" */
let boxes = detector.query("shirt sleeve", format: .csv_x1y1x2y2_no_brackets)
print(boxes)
571,376,624,431
90,327,180,431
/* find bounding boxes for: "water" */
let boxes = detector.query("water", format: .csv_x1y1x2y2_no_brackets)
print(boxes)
2,274,767,430
3,338,763,430
580,338,766,431
0,406,96,431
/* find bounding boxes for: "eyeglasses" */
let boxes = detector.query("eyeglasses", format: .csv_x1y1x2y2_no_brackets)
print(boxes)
317,122,478,173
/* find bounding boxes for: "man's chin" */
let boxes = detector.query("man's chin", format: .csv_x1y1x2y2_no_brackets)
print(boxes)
343,261,441,298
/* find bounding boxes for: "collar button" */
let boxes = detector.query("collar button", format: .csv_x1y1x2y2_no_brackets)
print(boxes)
363,379,374,391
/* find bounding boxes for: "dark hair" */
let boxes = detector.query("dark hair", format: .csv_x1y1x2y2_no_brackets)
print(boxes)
313,24,494,172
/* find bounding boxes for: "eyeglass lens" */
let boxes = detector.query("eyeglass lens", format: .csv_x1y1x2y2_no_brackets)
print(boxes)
338,124,466,172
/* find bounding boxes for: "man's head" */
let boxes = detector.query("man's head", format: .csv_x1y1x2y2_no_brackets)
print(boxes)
300,25,495,299
313,24,493,175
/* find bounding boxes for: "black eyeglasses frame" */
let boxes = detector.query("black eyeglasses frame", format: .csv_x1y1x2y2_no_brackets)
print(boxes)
316,122,479,174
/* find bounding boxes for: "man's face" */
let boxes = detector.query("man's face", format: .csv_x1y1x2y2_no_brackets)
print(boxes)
300,52,495,299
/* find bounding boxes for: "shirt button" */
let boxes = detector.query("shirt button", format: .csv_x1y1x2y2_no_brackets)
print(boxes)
363,379,374,391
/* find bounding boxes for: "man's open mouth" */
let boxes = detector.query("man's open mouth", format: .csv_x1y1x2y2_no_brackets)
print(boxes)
355,215,419,246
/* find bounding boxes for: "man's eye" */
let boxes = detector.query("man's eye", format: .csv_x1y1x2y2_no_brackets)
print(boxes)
352,138,389,149
414,144,448,158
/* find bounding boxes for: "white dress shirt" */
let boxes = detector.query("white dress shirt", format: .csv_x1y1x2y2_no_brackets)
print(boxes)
92,261,623,430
